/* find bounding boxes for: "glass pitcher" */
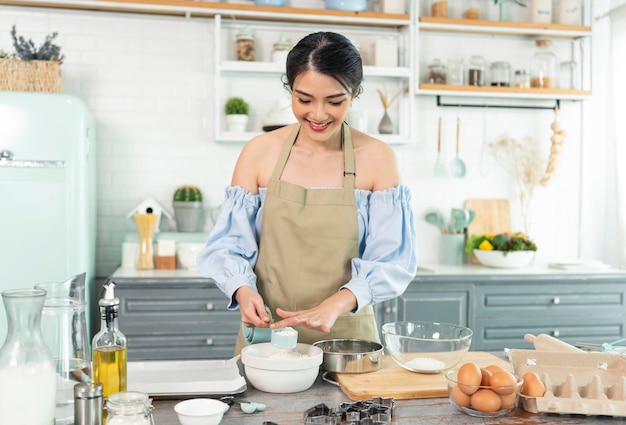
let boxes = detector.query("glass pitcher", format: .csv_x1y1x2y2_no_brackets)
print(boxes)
36,273,92,425
0,288,56,424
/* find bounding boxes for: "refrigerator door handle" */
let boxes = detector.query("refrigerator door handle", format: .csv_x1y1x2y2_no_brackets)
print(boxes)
0,149,66,168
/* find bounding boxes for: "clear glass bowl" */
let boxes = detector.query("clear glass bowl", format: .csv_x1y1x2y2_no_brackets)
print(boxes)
445,369,523,417
381,321,472,374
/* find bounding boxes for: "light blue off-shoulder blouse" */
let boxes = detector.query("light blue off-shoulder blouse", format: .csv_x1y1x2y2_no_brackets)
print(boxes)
196,185,418,312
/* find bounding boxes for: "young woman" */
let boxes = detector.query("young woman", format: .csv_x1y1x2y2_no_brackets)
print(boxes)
197,31,417,354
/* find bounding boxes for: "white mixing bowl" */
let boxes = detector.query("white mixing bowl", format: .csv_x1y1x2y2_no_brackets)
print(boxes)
240,343,323,393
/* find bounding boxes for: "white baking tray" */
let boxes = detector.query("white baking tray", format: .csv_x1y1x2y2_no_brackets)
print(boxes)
127,357,247,397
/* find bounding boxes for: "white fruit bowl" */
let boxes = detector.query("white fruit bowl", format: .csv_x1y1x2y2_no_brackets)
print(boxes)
473,250,535,269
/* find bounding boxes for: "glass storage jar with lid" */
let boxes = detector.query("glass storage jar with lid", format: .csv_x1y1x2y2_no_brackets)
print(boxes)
106,391,154,425
530,39,557,88
468,55,485,86
461,0,483,19
490,61,511,87
235,26,255,61
427,59,447,84
271,34,291,64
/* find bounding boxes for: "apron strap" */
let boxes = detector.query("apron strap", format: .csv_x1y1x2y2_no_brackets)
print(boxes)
270,124,300,182
341,122,356,192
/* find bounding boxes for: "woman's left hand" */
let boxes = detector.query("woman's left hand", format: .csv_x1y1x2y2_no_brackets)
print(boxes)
269,288,357,333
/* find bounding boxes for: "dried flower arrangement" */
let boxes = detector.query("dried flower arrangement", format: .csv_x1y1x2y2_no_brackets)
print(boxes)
489,106,565,233
376,85,401,110
10,25,64,64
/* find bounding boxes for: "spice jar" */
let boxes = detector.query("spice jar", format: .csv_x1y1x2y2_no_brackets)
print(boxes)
514,69,531,88
430,0,447,17
490,61,511,87
427,59,446,84
106,392,154,425
271,34,291,65
236,26,255,61
468,55,485,86
530,39,557,88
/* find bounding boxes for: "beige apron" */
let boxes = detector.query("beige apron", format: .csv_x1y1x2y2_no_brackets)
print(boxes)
234,123,379,354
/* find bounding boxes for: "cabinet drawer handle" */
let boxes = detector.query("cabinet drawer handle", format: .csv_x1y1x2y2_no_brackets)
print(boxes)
552,330,560,337
205,338,214,345
206,302,214,310
552,297,560,304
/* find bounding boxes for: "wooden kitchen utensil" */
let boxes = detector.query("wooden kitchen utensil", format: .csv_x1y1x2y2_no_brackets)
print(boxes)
434,116,447,178
331,351,510,401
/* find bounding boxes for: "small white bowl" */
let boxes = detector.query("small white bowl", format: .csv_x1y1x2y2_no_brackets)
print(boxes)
473,250,535,269
174,398,229,425
240,342,323,393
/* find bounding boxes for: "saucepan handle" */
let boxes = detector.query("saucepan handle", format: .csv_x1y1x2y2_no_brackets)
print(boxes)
321,371,341,387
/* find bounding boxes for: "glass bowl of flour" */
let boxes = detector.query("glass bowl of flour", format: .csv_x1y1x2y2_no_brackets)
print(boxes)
382,322,473,374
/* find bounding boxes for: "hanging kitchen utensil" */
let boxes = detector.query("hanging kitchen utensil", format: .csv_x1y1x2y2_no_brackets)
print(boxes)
450,117,466,178
425,211,447,233
434,116,447,178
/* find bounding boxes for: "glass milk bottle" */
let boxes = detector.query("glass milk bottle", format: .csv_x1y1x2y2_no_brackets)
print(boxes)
92,281,128,401
0,289,56,425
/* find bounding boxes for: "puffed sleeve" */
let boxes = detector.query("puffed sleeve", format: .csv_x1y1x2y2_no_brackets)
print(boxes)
196,186,261,310
342,184,418,311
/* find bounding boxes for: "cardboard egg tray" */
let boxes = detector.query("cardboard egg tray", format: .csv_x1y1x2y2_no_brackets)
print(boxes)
509,349,626,417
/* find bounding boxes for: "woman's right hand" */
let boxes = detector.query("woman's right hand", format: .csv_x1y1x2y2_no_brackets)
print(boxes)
235,286,272,328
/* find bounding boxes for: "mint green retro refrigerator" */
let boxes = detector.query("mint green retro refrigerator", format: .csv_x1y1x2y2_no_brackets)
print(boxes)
0,93,97,342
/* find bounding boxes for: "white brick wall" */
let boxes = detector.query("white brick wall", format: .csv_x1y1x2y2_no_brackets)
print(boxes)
0,5,589,278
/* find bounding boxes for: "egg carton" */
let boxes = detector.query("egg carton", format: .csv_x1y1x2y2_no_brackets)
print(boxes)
509,349,626,417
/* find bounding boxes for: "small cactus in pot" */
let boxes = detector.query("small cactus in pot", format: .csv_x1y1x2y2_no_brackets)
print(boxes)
173,185,205,232
174,185,203,203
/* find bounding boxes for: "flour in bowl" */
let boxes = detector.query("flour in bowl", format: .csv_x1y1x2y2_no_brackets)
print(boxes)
268,350,309,359
405,357,446,372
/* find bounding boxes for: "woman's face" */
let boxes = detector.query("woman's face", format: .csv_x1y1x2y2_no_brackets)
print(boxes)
291,70,352,143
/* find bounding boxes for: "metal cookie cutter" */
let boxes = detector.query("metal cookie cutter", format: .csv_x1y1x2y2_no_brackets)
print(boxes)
303,398,395,425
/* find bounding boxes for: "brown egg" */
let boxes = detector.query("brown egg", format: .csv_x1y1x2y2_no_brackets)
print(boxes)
451,385,471,407
484,364,507,376
471,389,502,413
522,371,541,383
499,392,518,409
522,378,546,397
457,362,482,395
480,368,492,386
489,371,518,395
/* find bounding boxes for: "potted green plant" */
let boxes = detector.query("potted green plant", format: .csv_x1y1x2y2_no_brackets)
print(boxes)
225,96,250,133
0,25,64,92
172,185,204,232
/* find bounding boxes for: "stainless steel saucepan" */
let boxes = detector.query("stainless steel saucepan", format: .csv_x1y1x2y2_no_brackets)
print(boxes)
313,339,383,374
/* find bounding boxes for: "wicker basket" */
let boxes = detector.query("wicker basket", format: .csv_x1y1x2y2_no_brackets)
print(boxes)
0,59,63,93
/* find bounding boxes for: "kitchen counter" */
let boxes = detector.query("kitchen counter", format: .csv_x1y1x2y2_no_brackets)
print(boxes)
149,373,626,425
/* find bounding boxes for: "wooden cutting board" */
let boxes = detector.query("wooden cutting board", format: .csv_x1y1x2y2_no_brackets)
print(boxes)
332,351,510,401
464,199,511,237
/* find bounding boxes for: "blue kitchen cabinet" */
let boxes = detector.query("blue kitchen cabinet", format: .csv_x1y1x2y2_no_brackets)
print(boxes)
110,270,240,360
408,269,626,351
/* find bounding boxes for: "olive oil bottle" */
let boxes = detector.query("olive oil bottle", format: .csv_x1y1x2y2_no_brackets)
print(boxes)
92,280,127,401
